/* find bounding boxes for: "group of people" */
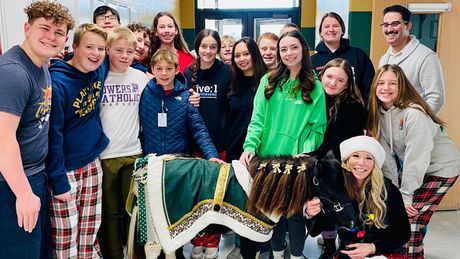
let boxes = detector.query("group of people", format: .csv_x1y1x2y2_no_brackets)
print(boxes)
0,2,458,259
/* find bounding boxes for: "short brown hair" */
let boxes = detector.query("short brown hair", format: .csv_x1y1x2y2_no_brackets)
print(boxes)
73,23,107,47
24,1,75,32
150,49,178,68
127,23,147,36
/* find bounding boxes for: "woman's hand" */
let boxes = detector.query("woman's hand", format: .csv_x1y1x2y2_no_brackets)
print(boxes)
405,205,419,217
209,157,224,164
239,151,254,168
340,243,375,259
294,153,309,158
305,197,321,217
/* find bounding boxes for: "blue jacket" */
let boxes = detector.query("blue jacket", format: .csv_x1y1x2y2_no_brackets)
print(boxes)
47,58,109,195
139,73,218,159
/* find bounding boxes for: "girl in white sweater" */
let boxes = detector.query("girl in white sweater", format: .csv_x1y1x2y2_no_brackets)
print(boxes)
367,64,460,259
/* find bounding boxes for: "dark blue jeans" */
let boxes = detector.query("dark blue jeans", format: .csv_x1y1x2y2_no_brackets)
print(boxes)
0,172,51,258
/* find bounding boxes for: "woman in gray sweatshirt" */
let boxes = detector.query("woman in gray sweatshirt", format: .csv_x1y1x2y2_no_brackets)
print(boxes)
367,64,460,259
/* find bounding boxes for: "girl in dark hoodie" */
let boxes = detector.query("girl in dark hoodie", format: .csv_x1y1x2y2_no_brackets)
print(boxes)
311,12,374,102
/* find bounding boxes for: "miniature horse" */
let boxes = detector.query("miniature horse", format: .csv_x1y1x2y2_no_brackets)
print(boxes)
126,152,357,259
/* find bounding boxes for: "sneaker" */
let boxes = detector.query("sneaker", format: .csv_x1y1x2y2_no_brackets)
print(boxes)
191,246,205,259
205,247,219,259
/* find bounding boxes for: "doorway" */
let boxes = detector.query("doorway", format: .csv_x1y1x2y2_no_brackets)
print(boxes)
195,9,300,40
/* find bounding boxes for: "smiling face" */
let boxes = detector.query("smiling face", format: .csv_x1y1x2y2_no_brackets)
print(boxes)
258,38,277,68
132,30,145,61
198,35,218,69
376,70,398,110
233,42,253,76
321,66,349,97
220,39,234,64
152,60,177,90
107,38,135,73
24,17,68,65
71,31,106,73
320,16,342,45
95,11,120,32
382,12,411,51
279,36,302,71
347,151,375,186
142,34,151,61
155,15,178,46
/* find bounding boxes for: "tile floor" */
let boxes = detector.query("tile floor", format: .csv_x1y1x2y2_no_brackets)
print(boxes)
181,210,460,259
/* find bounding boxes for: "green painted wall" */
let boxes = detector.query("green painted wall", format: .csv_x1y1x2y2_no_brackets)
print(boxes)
301,27,316,50
348,11,372,55
182,28,195,51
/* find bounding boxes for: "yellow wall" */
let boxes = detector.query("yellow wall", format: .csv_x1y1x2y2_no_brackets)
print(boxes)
180,0,195,29
349,0,373,12
301,0,316,27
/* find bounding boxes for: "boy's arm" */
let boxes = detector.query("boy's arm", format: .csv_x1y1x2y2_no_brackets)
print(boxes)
186,100,218,159
47,86,71,199
0,112,41,233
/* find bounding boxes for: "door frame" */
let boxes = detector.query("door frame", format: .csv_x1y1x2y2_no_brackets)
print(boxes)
195,8,300,39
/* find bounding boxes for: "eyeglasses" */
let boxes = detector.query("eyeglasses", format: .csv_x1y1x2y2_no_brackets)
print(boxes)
96,14,117,22
379,20,408,29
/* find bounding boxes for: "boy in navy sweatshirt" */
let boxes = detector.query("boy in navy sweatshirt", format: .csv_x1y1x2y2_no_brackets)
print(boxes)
47,23,109,258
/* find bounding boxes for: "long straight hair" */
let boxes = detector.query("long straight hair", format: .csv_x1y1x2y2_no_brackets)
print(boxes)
265,30,315,104
150,12,191,56
228,37,268,96
189,29,221,84
367,64,445,137
319,58,364,122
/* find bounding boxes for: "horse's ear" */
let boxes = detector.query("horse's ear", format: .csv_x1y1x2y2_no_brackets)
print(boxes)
323,150,336,161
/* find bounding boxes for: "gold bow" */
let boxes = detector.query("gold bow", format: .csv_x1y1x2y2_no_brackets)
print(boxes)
297,163,307,173
272,163,282,174
283,164,293,174
257,162,267,170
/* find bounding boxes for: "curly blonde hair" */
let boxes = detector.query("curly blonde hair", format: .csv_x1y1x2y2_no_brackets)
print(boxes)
24,1,75,32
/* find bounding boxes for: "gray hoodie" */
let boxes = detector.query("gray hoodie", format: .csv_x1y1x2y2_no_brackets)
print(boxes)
379,35,445,114
378,105,460,205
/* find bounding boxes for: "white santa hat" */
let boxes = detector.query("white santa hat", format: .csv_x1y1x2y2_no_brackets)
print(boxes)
339,136,386,169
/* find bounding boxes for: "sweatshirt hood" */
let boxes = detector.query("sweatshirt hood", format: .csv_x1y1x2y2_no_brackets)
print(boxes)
315,38,351,54
49,58,97,79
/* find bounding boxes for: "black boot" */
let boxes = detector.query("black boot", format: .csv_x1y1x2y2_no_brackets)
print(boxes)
318,238,337,259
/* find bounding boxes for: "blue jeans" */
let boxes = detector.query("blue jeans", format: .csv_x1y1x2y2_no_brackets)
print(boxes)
0,172,51,258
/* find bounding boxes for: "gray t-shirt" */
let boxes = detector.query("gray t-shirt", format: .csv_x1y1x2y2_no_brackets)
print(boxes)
0,46,51,180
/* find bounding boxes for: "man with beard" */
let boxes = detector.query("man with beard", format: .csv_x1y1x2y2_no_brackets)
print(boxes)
379,5,445,114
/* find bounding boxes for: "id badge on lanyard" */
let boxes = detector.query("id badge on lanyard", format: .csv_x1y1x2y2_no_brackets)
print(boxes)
158,100,167,127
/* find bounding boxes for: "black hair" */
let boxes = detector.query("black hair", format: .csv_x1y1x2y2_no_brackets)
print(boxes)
383,5,412,22
93,5,120,23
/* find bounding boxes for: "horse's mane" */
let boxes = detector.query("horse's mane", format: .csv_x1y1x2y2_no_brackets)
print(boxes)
246,155,315,218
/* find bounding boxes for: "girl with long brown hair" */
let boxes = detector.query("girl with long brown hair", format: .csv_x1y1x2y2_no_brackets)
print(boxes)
240,30,326,259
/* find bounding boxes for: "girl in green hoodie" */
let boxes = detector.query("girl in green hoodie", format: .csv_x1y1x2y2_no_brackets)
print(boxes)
240,30,326,259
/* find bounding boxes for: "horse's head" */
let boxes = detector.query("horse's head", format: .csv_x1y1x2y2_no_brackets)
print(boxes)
310,151,358,231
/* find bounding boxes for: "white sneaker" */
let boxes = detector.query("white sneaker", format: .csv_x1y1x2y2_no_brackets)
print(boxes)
272,250,285,259
205,247,219,259
191,246,205,259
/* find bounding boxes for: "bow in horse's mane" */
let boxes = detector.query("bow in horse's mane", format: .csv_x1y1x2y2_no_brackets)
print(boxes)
126,153,357,258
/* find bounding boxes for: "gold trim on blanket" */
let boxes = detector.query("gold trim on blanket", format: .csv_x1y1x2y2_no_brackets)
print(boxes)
167,199,273,238
212,163,231,211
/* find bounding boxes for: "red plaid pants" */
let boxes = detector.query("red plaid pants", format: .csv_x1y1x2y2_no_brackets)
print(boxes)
404,175,458,259
50,158,103,259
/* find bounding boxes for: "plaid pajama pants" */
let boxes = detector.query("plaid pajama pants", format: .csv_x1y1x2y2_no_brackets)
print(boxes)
404,175,458,259
50,158,103,259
